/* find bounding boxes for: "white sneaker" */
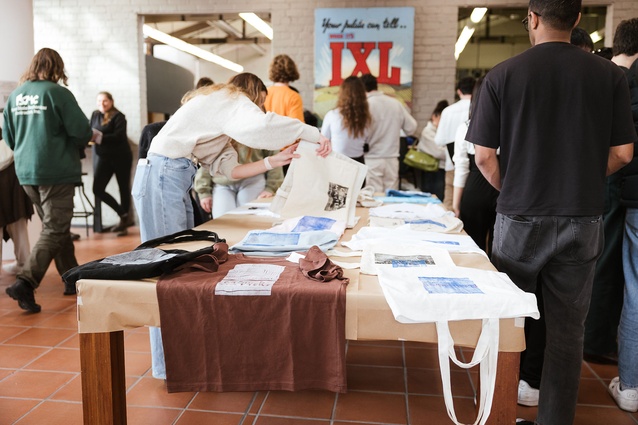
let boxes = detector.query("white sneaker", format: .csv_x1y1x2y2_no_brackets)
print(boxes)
609,377,638,412
2,262,22,275
518,379,539,407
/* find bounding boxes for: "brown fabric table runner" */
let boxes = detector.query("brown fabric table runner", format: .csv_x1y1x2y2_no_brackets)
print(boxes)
157,244,348,393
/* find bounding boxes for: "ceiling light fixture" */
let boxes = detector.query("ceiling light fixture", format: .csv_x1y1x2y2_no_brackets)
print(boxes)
590,29,604,44
470,8,488,24
143,24,244,73
239,13,273,40
455,26,476,60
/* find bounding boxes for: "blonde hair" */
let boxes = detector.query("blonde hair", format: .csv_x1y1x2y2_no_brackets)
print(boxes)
21,48,68,85
227,73,268,106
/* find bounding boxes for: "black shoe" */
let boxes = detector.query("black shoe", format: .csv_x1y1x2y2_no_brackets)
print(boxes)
71,232,81,241
63,280,77,296
6,280,41,313
516,420,536,425
111,213,130,233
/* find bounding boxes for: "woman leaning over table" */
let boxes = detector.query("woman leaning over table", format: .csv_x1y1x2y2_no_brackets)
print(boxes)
132,72,331,379
194,73,285,219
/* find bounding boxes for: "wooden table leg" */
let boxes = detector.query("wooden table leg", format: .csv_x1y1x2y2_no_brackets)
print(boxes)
484,351,520,425
80,331,127,425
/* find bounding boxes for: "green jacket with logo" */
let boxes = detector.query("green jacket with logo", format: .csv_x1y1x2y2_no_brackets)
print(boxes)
2,80,92,185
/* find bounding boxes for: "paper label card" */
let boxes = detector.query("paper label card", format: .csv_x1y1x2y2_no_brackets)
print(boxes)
215,264,285,296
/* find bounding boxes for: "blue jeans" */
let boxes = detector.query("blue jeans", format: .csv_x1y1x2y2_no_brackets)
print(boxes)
212,174,266,218
491,213,603,425
132,154,197,379
619,208,638,389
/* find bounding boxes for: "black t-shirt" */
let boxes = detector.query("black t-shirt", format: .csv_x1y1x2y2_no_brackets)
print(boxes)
466,42,637,216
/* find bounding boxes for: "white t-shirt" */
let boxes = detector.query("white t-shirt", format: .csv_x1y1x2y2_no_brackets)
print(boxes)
321,108,367,158
434,98,471,171
365,91,417,159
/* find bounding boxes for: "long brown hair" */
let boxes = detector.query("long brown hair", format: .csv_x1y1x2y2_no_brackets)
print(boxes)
337,76,370,139
21,48,68,85
98,91,120,125
227,73,269,155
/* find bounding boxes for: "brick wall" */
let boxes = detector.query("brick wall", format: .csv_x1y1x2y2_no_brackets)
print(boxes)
31,0,638,141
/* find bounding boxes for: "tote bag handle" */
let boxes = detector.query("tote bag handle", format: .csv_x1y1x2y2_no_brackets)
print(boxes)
436,318,499,425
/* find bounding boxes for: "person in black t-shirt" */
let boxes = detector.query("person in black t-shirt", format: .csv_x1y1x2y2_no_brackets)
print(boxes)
466,1,636,424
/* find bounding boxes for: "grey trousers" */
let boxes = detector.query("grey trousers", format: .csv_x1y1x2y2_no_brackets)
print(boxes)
491,213,603,425
19,184,78,289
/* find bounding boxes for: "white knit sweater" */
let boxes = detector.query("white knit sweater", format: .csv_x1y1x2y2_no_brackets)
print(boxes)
148,88,320,178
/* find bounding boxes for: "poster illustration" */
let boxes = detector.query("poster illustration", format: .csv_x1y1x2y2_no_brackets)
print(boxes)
314,7,414,119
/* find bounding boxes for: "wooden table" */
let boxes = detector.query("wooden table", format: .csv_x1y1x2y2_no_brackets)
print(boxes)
77,208,525,425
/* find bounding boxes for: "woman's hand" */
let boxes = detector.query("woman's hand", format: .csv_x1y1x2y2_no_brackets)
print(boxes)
267,144,300,168
200,197,213,213
315,134,331,157
257,191,274,199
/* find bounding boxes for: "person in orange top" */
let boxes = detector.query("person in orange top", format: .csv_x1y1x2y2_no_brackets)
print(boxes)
264,54,304,122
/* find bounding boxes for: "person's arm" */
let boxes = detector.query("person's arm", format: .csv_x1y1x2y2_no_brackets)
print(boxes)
99,113,127,145
452,125,471,217
400,103,417,136
193,167,213,212
452,186,464,218
223,95,324,151
260,150,284,197
608,143,634,175
59,90,93,149
230,144,300,180
474,145,501,191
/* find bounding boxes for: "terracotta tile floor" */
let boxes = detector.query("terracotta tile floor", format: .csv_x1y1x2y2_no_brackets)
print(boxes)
1,227,637,425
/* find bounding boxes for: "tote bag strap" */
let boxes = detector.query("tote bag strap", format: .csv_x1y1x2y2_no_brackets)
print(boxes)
435,318,499,425
136,229,225,250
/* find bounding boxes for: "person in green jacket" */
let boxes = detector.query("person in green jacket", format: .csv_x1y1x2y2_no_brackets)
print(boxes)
2,48,94,313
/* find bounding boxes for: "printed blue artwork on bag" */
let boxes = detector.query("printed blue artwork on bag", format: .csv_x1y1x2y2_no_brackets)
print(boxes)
405,219,447,228
423,240,461,245
374,253,435,267
292,216,337,232
243,232,301,246
419,277,484,294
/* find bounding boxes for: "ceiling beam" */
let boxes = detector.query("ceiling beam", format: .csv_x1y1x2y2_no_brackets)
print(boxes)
169,21,211,38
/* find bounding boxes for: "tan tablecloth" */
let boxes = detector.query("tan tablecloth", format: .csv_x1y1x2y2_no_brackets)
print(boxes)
77,207,525,352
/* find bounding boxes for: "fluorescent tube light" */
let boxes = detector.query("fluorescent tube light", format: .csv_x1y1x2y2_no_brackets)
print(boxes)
470,8,488,24
590,29,604,44
455,26,475,60
143,24,244,73
239,13,273,40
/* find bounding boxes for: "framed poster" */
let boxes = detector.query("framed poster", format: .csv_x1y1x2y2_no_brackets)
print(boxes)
314,7,414,119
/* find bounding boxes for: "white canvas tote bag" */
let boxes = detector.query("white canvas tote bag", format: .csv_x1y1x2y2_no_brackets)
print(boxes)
270,141,367,227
